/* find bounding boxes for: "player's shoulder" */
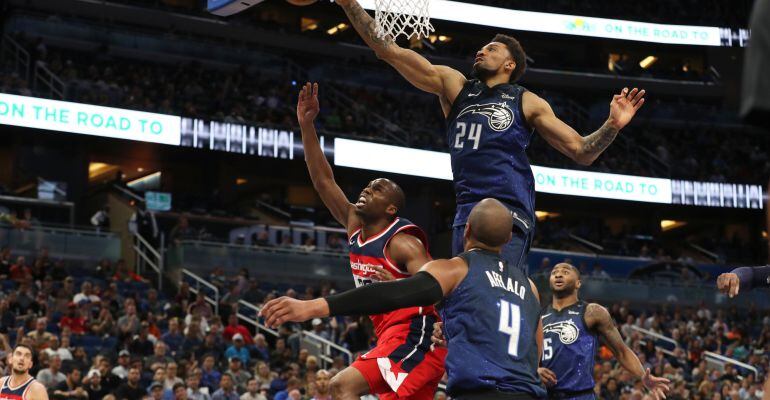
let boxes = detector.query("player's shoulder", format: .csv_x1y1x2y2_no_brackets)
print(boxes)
584,303,610,324
27,380,49,397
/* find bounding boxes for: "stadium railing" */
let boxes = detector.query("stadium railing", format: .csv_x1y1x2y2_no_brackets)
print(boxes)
629,325,680,355
704,351,759,380
1,33,30,82
134,230,164,291
0,222,121,263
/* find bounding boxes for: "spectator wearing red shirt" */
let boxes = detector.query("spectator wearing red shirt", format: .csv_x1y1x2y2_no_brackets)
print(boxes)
9,255,32,283
112,259,148,283
223,314,253,345
60,302,87,335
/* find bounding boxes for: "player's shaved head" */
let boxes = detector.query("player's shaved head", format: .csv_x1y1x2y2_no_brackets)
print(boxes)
381,178,405,212
467,198,513,247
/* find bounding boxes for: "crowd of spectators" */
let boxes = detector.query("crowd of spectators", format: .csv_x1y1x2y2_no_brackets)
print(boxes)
3,239,766,399
3,32,769,184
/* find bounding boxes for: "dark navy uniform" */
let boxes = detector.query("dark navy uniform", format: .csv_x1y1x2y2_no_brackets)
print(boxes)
441,249,546,399
446,80,536,272
540,301,598,399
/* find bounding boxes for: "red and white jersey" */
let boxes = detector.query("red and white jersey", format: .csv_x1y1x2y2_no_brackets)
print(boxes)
348,217,439,339
0,376,35,400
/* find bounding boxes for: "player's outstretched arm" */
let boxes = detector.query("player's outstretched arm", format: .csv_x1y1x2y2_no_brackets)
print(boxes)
717,265,770,297
335,0,466,106
586,303,670,399
259,257,467,327
524,88,645,166
297,82,357,232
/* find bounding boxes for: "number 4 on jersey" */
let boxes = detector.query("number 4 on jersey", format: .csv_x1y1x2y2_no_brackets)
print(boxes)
499,299,521,357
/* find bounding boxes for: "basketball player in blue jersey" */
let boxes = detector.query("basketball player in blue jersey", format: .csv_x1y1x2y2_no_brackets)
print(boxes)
294,82,446,400
262,198,547,399
334,0,646,271
537,263,669,399
0,345,48,400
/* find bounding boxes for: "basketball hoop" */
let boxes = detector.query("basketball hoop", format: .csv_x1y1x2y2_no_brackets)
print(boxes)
373,0,434,41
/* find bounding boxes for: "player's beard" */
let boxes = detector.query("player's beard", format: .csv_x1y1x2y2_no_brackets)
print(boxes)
12,367,28,375
551,282,577,298
472,63,497,82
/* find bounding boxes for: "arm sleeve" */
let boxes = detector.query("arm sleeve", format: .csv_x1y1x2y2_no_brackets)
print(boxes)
732,265,770,291
326,271,443,316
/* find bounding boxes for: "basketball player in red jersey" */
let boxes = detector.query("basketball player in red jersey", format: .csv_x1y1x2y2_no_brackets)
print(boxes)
1,345,48,400
276,82,446,399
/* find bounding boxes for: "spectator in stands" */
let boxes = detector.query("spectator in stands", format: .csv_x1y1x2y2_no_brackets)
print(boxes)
149,381,165,400
223,314,253,345
9,255,31,283
188,293,215,322
186,370,211,400
268,338,291,370
95,258,114,280
43,335,73,361
164,362,185,390
85,369,110,400
252,335,269,363
310,319,331,341
239,378,265,400
224,334,250,367
226,356,251,393
113,259,149,283
142,288,168,319
37,354,67,389
242,279,265,305
161,317,184,355
90,305,115,336
60,302,87,335
273,377,300,400
52,367,88,399
173,382,189,400
27,317,55,349
212,373,239,400
311,370,331,400
326,234,344,252
115,366,150,400
73,281,101,306
252,363,275,393
117,302,141,340
129,321,156,357
300,237,316,252
171,216,197,245
0,246,11,278
147,341,174,366
200,354,222,393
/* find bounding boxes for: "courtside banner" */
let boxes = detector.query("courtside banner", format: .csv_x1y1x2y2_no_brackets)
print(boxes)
332,138,764,208
0,93,181,145
532,165,671,204
358,0,728,47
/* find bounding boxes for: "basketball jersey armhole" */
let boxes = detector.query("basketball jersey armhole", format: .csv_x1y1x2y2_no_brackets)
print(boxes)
382,225,428,275
517,86,534,133
445,80,477,122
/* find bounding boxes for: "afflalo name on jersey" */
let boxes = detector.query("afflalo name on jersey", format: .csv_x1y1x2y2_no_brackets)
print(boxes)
446,80,536,228
541,301,598,397
440,249,546,398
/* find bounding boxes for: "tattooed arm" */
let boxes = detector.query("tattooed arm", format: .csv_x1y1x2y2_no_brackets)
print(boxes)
335,0,466,114
585,303,670,399
524,88,646,166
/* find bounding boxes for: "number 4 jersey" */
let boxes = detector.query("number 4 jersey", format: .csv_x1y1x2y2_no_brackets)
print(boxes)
440,249,546,398
446,80,536,228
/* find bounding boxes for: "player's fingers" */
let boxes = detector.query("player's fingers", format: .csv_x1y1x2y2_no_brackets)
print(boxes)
313,82,318,97
631,89,645,105
730,277,740,297
266,307,291,328
633,97,645,110
259,298,279,317
626,87,638,100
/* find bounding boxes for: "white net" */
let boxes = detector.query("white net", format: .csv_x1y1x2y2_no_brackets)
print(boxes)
373,0,434,41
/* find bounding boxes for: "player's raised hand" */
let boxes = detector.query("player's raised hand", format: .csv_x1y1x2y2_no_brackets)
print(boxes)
642,368,670,399
259,296,327,328
297,82,320,126
607,87,645,130
431,322,446,347
716,272,740,298
537,367,557,387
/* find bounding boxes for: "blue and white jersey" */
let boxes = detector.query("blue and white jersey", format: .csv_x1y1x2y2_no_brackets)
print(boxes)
441,249,545,398
446,79,535,228
541,301,598,397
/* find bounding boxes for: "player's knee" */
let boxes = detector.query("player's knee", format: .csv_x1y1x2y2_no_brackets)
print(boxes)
330,373,352,397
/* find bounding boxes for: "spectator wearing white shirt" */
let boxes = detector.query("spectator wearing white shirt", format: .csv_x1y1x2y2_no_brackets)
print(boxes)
42,335,73,361
73,281,100,305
